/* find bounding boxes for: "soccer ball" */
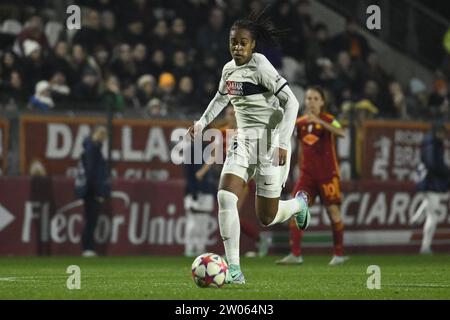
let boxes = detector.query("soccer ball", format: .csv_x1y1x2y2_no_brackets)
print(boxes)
191,253,228,288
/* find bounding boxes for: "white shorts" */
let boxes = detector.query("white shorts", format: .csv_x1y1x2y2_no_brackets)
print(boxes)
221,131,291,198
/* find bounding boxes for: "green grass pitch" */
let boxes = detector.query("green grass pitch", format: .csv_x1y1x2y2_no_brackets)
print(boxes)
0,255,449,299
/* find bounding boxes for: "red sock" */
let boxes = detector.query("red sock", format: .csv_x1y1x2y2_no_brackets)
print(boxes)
240,218,260,241
332,221,344,256
289,218,304,256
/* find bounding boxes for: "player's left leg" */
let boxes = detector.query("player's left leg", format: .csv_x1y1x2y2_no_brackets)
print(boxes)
319,176,348,265
255,192,309,228
254,142,309,228
276,176,319,264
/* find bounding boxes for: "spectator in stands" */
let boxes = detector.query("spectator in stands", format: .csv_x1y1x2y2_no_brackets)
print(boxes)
133,43,150,77
75,125,110,257
0,70,25,110
331,16,371,61
363,51,391,90
16,15,50,56
149,49,168,81
411,122,450,254
28,80,54,112
71,44,99,86
111,44,138,84
157,72,177,113
176,0,209,28
196,74,217,109
149,19,170,51
136,74,156,107
195,52,220,82
169,18,191,52
122,17,146,46
305,23,334,83
428,77,450,120
77,0,115,12
334,51,361,90
359,80,385,115
196,7,228,65
21,40,52,94
332,51,361,103
271,0,299,58
387,81,408,119
100,10,120,49
172,50,190,80
146,97,166,117
1,50,21,82
92,44,111,78
72,67,101,106
406,78,428,118
441,28,450,79
102,75,125,112
225,0,246,24
72,9,105,54
174,75,196,112
0,0,437,121
48,72,70,104
294,0,314,59
122,82,140,109
50,41,74,86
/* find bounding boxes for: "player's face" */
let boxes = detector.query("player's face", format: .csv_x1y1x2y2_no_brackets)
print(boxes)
229,28,255,66
305,89,324,116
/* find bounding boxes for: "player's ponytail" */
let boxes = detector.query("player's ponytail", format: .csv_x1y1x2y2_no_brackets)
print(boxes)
231,6,284,50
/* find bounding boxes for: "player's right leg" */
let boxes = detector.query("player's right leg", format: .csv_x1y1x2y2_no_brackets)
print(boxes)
218,173,246,284
421,192,439,254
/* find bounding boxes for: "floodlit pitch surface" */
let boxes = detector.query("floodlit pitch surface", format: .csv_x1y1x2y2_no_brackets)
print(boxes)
0,255,449,299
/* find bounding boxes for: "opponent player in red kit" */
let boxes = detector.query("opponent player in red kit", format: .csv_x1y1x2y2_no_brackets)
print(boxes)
276,86,348,266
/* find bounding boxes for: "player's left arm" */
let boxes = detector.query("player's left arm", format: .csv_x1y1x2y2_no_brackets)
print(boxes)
257,57,300,165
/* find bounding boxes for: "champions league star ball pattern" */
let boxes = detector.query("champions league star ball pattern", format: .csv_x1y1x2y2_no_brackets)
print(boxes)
191,253,229,288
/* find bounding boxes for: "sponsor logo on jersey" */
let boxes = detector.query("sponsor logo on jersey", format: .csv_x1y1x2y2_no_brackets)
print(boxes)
226,81,268,96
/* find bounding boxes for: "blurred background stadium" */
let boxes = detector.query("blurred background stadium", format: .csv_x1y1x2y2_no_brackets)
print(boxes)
0,0,449,258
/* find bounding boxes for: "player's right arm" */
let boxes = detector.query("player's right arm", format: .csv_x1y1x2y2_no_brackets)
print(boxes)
187,66,230,139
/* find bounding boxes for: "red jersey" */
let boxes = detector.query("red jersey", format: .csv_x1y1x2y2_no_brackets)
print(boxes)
296,112,340,180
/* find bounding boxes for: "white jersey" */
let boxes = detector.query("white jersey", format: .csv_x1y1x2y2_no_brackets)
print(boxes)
198,53,300,150
218,53,287,130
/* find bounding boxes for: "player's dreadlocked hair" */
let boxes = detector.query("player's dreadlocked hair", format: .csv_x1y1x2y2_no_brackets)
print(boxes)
231,6,284,50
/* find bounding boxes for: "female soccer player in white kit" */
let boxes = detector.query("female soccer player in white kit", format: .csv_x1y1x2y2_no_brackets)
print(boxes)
188,12,310,284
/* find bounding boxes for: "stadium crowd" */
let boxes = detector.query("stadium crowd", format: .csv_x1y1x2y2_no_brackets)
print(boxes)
0,0,449,121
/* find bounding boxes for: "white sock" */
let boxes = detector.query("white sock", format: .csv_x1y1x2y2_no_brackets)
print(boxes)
184,211,195,256
217,190,240,266
268,198,303,226
421,193,439,252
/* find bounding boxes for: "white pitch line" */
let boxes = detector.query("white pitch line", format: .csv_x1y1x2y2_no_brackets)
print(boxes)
0,277,17,281
384,283,450,288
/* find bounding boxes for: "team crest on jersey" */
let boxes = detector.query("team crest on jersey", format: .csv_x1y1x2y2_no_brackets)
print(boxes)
226,81,244,95
303,133,319,146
